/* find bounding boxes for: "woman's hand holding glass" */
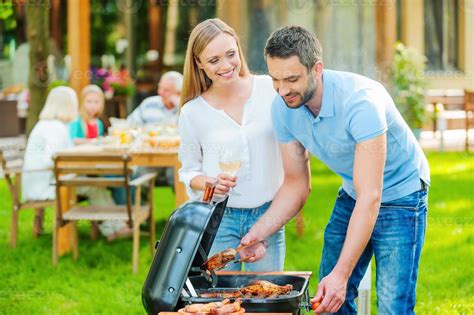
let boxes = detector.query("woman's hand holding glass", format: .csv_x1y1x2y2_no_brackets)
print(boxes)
214,172,237,195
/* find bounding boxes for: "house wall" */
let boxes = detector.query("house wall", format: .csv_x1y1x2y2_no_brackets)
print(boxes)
216,0,473,90
402,0,474,90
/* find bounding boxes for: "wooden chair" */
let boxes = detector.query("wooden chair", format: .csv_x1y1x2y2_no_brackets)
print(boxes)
52,153,156,273
0,145,55,248
425,89,465,133
465,90,474,151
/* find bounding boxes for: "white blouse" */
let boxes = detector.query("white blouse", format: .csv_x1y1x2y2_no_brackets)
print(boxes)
22,120,72,201
178,75,284,208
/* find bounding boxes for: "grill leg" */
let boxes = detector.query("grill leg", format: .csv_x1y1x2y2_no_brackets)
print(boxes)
357,262,372,315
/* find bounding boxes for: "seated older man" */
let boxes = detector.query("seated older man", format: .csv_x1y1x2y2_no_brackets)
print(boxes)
128,71,183,189
128,71,183,126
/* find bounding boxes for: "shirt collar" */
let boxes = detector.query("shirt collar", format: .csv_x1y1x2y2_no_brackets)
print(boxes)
303,69,335,122
319,69,335,118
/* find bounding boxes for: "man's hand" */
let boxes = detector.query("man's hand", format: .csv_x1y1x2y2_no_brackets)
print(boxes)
215,173,236,195
313,270,348,314
239,232,266,263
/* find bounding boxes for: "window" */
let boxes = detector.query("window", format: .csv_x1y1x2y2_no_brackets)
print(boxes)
424,0,459,71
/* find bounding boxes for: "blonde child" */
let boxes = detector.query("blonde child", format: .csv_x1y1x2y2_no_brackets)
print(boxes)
69,84,105,144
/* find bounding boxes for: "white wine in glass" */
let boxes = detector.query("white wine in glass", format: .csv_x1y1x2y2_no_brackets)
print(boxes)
219,160,241,176
218,146,243,196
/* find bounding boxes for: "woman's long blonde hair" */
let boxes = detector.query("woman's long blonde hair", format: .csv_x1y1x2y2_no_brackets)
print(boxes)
79,84,105,120
180,18,250,106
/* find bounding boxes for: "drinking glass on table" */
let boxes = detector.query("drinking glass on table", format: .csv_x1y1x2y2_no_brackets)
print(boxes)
218,145,243,196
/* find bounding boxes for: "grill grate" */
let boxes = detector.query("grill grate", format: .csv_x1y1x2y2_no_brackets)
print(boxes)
193,288,300,299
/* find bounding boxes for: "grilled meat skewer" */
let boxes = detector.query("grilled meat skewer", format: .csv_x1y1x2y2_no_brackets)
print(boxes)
202,248,237,271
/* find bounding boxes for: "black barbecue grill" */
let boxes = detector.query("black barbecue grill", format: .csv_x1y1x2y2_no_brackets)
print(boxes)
142,196,311,314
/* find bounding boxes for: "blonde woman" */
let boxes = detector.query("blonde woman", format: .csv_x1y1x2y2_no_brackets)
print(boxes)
22,86,78,201
178,18,285,271
69,84,105,144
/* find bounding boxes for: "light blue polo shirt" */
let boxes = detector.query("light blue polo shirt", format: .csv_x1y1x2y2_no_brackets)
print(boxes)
272,69,430,202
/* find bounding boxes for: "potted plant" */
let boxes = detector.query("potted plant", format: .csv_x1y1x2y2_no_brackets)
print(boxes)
90,66,135,99
104,66,135,98
390,42,428,139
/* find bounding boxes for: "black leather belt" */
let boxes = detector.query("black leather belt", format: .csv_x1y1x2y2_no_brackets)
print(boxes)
420,180,428,191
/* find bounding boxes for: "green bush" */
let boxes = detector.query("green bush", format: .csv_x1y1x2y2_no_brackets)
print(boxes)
390,42,428,129
47,80,69,92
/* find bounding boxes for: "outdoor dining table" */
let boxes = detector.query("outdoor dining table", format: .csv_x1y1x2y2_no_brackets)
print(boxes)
55,143,186,256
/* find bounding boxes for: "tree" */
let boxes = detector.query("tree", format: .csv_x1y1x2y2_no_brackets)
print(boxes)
25,0,50,135
0,1,17,59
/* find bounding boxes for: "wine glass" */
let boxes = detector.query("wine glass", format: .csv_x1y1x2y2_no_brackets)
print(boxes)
218,145,243,196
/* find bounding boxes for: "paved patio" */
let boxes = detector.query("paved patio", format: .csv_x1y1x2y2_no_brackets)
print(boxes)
419,129,473,152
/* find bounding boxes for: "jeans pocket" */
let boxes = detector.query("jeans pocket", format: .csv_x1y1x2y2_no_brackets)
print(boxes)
374,207,418,245
380,191,420,211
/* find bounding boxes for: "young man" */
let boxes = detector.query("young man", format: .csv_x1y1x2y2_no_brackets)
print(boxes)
127,71,183,126
240,26,430,314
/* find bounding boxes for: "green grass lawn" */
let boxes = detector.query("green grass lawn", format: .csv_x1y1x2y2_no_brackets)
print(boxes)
0,152,472,314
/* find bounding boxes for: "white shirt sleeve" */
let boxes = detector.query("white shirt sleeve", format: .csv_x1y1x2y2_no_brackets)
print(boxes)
178,110,205,199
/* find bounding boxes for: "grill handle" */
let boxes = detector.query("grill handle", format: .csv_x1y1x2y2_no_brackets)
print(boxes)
299,289,312,313
202,179,218,203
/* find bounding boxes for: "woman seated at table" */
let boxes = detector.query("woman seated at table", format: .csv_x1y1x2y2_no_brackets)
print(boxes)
178,19,285,271
22,86,78,202
69,84,105,144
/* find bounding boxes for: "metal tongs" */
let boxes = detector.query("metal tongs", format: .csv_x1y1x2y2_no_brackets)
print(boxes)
232,240,269,264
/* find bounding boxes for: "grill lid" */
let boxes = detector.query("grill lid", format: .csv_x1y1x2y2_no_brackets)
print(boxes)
142,197,228,314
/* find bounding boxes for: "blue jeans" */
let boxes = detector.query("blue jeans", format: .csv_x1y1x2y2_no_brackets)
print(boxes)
106,175,136,205
320,187,428,314
209,201,286,272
